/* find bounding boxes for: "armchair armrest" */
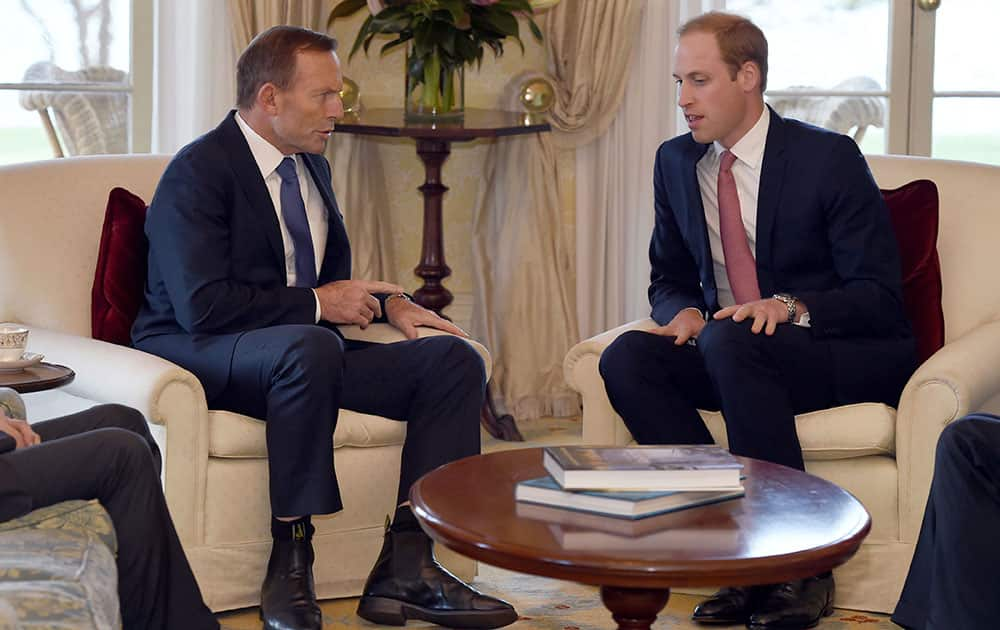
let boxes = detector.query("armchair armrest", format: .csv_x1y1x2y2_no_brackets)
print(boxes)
563,318,657,445
23,326,205,426
338,323,493,380
23,326,210,546
896,319,1000,542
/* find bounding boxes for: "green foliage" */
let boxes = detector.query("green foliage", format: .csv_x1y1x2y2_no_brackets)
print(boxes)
329,0,542,73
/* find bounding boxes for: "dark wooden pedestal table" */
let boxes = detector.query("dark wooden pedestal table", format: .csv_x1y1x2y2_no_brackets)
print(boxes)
0,363,75,393
333,109,550,441
410,448,871,630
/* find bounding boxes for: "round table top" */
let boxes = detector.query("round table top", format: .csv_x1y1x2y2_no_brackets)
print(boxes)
0,363,75,393
409,448,871,589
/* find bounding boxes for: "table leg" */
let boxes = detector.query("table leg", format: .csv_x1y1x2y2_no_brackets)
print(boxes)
413,138,523,442
413,138,453,313
600,586,671,630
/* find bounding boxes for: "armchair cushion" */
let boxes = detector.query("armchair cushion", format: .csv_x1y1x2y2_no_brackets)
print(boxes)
91,187,148,346
882,180,944,363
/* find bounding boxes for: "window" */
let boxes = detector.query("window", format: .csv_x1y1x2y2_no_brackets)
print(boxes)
0,0,150,165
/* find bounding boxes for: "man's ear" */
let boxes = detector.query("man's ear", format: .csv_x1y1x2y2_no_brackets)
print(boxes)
257,83,280,115
739,61,761,94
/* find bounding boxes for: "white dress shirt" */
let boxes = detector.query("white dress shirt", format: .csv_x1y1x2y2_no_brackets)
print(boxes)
235,112,327,321
696,107,770,309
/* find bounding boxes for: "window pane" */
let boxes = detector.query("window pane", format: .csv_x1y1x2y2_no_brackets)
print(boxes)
0,0,131,84
0,90,55,165
766,94,887,154
0,86,130,159
727,0,889,92
932,98,1000,166
933,0,1000,92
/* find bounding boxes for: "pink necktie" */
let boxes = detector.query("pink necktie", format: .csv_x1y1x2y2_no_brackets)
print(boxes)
717,150,761,304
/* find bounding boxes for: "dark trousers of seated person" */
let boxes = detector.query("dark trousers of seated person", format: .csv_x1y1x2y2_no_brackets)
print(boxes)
1,404,217,630
599,318,912,470
892,414,1000,630
208,325,484,516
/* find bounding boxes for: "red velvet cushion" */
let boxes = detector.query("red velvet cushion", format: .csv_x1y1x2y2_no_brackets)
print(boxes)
882,180,944,363
92,187,148,346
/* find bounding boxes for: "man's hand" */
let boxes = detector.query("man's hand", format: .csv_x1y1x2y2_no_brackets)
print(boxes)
315,280,405,328
0,410,40,449
649,308,706,346
386,297,468,340
714,297,789,335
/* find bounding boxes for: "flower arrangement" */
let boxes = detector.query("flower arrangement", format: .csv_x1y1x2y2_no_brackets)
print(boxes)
328,0,544,119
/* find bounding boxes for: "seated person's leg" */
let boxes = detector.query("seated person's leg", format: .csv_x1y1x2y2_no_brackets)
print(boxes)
5,407,216,630
893,413,1000,630
210,324,346,630
340,335,518,628
599,329,718,444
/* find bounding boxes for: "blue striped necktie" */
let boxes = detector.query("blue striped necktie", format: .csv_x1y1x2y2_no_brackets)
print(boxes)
275,157,317,288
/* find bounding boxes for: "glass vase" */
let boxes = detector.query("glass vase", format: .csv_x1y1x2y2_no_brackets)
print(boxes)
404,45,464,122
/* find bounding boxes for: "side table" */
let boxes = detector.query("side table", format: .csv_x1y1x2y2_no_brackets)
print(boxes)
0,363,75,394
333,108,550,441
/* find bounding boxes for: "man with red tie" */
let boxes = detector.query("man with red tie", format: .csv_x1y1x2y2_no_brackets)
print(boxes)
598,11,916,630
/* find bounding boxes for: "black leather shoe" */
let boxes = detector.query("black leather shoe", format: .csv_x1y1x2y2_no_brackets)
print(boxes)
692,585,770,625
748,573,835,629
260,539,322,630
357,527,518,628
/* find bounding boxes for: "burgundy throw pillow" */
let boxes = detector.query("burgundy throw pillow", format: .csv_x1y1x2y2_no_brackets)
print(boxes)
882,180,944,364
92,187,149,346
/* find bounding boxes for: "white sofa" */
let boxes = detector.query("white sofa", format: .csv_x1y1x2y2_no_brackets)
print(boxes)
563,154,1000,613
0,154,480,611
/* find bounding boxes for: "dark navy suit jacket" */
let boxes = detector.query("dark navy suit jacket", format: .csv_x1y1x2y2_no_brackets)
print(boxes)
649,108,915,404
132,111,352,400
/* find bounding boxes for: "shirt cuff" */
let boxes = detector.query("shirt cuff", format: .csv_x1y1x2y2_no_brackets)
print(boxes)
793,311,812,328
312,289,321,323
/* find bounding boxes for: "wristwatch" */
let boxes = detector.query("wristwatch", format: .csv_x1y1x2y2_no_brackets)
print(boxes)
772,293,798,324
385,292,411,306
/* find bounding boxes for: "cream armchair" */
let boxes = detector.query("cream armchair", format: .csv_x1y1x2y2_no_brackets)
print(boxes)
563,154,1000,613
0,155,481,611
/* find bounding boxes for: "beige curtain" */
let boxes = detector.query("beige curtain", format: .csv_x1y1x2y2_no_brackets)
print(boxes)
226,0,396,283
471,0,642,419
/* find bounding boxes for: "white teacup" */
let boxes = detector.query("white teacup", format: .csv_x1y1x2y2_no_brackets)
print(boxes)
0,324,29,362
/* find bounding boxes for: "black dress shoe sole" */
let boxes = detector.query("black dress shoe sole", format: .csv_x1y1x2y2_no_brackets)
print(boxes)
690,613,750,625
357,595,519,629
746,602,834,630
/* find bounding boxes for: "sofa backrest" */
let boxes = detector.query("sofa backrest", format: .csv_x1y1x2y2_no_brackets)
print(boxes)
0,154,172,336
866,154,1000,344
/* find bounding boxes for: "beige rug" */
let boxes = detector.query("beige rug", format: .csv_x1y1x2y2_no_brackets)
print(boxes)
217,417,898,628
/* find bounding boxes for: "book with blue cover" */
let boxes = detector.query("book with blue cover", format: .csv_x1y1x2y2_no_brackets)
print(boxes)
515,475,744,519
543,444,743,491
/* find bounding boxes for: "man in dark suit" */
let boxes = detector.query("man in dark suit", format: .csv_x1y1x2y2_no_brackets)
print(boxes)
598,11,916,630
131,26,516,630
892,413,1000,630
0,400,217,629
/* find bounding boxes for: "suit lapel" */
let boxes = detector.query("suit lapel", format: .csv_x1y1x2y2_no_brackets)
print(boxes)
302,154,351,283
681,140,717,306
217,111,287,277
755,107,788,297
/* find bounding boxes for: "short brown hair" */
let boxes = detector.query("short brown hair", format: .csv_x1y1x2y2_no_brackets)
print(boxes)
236,25,338,109
679,11,768,93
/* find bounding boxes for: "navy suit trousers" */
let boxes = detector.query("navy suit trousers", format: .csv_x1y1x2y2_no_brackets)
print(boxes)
599,318,907,471
208,325,485,517
892,414,1000,630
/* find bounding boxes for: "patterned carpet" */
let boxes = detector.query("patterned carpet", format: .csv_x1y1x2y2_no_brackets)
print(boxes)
217,416,899,628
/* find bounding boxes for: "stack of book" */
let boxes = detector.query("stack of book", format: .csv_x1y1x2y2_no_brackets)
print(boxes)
515,445,745,520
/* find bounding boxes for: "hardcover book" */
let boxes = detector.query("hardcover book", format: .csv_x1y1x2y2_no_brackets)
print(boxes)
515,475,744,519
543,445,743,491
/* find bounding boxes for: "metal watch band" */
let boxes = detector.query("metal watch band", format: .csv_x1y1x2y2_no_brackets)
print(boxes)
772,293,797,323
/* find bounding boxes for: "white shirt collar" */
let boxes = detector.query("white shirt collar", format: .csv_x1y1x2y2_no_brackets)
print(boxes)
234,111,292,180
712,106,770,170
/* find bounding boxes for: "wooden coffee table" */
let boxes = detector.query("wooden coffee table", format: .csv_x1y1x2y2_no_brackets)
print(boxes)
409,448,870,630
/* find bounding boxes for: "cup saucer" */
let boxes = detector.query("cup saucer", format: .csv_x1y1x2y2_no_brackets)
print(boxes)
0,352,44,373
